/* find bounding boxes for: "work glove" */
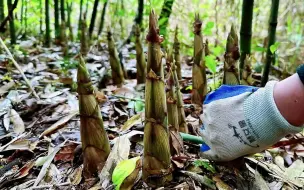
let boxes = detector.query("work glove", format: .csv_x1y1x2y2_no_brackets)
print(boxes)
199,81,303,161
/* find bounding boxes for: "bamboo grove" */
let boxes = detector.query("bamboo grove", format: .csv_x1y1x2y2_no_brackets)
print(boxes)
0,0,289,188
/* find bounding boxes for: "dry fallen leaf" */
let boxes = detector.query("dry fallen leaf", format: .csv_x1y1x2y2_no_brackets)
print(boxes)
10,109,25,134
40,110,78,138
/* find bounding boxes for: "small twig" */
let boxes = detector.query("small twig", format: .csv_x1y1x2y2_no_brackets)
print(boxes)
0,37,40,100
111,94,144,102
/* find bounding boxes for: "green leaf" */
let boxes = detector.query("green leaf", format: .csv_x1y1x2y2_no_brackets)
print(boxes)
112,157,140,190
203,21,214,35
270,42,280,54
186,85,192,91
193,160,216,173
253,45,266,52
135,100,145,112
205,55,217,74
212,46,224,56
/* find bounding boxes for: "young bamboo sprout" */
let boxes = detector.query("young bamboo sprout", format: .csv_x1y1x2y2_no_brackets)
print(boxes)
241,55,254,85
223,25,240,85
107,27,125,87
166,52,184,156
173,68,188,133
192,14,207,105
143,10,172,187
173,26,182,80
135,24,146,84
80,19,88,55
77,55,110,178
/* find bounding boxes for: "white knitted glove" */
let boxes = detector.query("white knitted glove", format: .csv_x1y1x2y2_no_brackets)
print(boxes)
199,81,303,161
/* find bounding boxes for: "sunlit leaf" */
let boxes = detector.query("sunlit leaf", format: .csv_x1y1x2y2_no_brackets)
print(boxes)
112,157,140,190
270,42,280,54
205,55,217,74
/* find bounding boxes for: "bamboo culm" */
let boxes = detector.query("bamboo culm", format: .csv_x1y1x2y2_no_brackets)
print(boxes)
239,0,254,78
7,0,16,44
88,0,99,37
54,0,60,41
261,0,280,87
97,0,108,35
44,0,50,47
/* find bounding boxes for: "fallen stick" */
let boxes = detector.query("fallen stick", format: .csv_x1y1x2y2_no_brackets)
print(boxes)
0,37,40,100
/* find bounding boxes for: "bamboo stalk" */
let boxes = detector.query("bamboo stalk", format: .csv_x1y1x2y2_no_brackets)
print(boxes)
77,55,110,178
143,10,172,187
107,27,125,87
223,25,240,85
60,21,68,56
54,0,60,42
135,24,146,84
88,0,99,38
173,59,188,133
173,26,181,80
261,0,280,87
97,0,108,35
239,0,254,78
80,18,88,55
7,0,16,44
192,14,207,105
0,37,40,99
45,0,50,47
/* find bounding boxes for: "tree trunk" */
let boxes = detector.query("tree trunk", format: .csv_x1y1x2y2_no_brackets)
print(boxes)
97,0,108,35
78,0,83,30
66,1,73,41
7,0,16,44
20,0,23,25
39,0,43,35
88,0,99,38
0,0,4,22
45,0,51,47
77,55,111,178
54,0,60,41
60,0,65,22
143,10,172,188
261,0,280,86
239,0,254,78
158,0,175,38
120,0,144,46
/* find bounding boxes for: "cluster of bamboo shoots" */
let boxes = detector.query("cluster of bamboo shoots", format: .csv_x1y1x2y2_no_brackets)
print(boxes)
77,10,189,187
77,8,259,188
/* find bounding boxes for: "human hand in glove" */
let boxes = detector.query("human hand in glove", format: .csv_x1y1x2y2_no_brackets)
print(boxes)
199,65,304,161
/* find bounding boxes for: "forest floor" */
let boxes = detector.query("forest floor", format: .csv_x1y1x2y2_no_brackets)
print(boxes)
0,37,304,190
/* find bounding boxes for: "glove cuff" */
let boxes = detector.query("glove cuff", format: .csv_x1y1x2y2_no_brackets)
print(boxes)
297,64,304,86
244,81,303,146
